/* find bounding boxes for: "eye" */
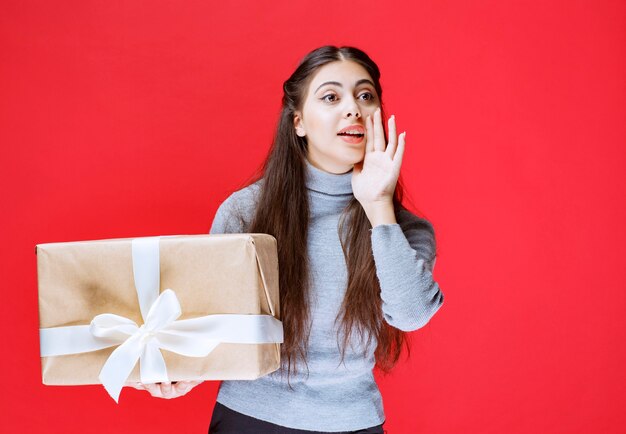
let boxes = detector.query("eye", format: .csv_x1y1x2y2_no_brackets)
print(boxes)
320,92,375,103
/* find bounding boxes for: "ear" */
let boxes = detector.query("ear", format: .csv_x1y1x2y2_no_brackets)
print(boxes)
293,112,305,137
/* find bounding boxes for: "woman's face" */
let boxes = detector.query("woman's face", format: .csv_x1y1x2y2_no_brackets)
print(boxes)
294,60,381,174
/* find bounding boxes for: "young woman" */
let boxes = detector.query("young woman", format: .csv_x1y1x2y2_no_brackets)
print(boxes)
132,45,444,433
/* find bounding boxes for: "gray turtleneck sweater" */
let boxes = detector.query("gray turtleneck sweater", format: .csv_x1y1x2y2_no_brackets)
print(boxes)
208,158,444,432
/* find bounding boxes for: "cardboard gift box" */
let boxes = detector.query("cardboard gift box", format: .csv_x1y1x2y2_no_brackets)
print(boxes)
36,234,283,402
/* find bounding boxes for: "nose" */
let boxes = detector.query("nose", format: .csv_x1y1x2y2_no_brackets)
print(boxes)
343,96,361,119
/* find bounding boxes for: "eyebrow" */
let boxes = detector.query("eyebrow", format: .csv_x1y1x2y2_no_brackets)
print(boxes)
314,79,375,94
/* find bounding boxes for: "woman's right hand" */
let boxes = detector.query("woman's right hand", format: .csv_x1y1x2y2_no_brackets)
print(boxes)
126,380,203,399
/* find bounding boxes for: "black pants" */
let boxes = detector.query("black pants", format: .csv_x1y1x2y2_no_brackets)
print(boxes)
209,402,386,434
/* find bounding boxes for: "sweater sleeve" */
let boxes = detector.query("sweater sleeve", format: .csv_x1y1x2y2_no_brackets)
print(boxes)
370,211,444,331
208,183,260,235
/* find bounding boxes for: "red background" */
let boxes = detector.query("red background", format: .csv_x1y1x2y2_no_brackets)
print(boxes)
1,1,624,432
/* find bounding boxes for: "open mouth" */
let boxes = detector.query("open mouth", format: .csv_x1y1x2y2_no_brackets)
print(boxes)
337,132,365,138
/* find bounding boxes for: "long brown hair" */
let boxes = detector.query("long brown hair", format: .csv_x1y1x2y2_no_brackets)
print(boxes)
236,46,420,380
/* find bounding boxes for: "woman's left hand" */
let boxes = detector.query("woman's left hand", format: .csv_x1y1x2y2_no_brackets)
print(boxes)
351,107,406,207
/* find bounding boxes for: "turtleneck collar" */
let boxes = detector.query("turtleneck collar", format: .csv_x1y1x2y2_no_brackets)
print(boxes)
304,158,354,196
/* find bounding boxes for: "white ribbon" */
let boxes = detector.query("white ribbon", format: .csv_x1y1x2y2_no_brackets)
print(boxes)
39,236,283,403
